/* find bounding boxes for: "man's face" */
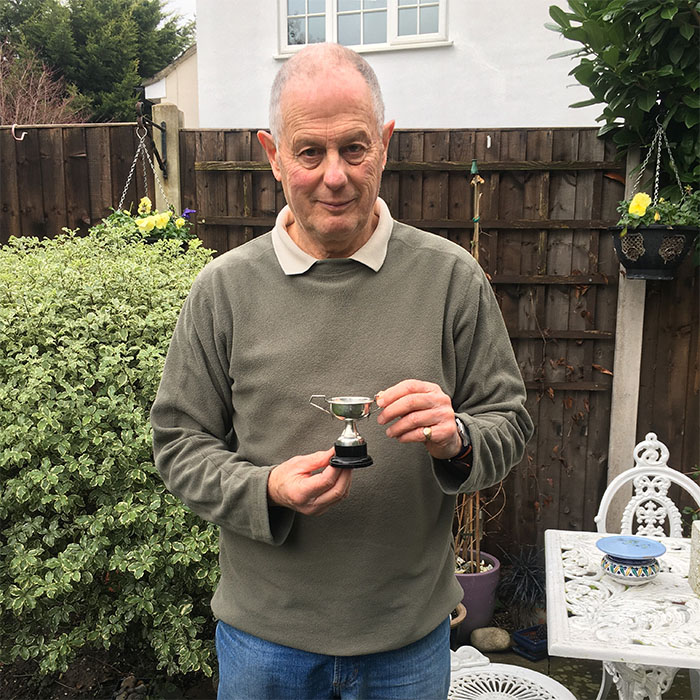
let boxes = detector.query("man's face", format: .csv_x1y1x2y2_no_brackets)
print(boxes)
259,68,394,257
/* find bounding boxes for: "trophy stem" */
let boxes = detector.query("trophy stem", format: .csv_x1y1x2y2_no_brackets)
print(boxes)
337,419,365,447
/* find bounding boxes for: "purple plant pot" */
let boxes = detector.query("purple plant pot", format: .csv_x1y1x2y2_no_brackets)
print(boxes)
452,551,501,647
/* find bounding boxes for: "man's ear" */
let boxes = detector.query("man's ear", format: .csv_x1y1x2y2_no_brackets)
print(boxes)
381,120,395,167
257,131,282,181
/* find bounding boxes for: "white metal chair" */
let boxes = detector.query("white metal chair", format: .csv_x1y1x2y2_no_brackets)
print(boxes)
593,432,700,700
594,432,700,538
449,646,576,700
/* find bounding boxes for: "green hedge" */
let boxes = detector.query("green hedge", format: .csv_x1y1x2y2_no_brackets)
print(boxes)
0,226,219,676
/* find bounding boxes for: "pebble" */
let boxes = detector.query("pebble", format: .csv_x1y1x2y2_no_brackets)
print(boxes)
470,626,511,652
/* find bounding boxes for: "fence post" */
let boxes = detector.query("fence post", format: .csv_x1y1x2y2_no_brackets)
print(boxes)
604,148,644,530
152,102,183,213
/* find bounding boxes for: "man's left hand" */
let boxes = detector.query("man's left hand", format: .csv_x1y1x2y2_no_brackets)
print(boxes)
375,379,461,461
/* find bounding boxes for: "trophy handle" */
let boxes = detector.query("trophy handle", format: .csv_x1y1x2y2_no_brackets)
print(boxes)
309,395,332,415
368,398,382,417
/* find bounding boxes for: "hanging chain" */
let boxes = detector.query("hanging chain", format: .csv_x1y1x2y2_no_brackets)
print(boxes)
141,143,149,200
653,127,662,204
117,126,172,212
118,128,146,211
659,126,685,197
632,121,685,205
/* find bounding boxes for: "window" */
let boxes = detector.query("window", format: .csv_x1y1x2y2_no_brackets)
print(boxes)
279,0,449,55
397,0,440,36
287,0,327,45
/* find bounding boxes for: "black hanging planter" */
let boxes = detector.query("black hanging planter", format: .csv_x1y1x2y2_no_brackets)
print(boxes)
610,225,698,280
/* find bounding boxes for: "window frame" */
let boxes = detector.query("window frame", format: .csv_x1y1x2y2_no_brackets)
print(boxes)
276,0,450,56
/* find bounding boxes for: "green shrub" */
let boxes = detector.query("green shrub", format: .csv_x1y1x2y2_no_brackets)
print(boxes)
547,0,700,190
0,225,218,677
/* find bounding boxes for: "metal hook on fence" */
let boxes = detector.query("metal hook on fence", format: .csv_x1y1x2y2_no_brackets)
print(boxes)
135,101,168,179
11,124,27,141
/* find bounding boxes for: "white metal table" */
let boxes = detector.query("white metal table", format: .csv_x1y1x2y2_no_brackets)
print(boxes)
545,529,700,700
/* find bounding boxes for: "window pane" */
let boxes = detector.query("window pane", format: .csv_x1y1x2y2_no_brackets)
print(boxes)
398,6,417,35
419,5,438,33
288,17,306,44
308,14,325,42
338,0,360,11
363,9,386,43
287,0,305,15
363,0,386,8
338,12,361,44
398,0,414,5
308,0,325,11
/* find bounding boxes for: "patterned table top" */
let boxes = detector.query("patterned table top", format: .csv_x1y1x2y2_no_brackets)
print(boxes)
545,529,700,669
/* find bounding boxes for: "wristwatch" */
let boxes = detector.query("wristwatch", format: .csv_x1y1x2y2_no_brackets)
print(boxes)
449,417,473,467
455,417,470,451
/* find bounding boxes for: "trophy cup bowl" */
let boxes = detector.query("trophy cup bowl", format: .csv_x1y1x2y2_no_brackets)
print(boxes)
309,395,377,468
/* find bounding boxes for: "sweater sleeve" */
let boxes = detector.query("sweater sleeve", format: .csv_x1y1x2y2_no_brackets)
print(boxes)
150,272,295,545
432,263,534,495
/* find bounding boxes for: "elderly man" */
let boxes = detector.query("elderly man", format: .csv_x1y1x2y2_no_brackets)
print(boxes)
151,43,533,699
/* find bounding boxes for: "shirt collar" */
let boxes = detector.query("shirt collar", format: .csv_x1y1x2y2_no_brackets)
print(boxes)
271,198,393,276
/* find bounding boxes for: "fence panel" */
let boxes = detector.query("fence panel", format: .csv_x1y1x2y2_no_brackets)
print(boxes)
187,127,629,550
0,123,152,243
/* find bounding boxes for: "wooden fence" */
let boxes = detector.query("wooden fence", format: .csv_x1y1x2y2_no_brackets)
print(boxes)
2,123,697,552
0,123,153,242
181,126,628,551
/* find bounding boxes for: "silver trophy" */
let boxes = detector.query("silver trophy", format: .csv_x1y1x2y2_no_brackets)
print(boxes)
309,395,378,468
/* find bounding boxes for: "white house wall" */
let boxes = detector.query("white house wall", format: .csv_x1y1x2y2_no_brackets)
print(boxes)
196,0,600,130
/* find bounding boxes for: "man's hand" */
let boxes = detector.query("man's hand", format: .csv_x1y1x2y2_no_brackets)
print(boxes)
268,448,352,516
375,379,462,461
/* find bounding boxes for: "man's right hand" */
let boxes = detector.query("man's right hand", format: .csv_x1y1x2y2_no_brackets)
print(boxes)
268,448,352,516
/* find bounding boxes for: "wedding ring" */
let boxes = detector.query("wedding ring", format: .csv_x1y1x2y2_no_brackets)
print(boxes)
423,426,432,442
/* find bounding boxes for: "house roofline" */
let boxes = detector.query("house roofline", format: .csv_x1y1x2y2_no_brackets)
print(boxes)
143,44,197,86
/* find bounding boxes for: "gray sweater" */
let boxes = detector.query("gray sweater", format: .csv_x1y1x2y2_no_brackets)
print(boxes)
151,220,533,655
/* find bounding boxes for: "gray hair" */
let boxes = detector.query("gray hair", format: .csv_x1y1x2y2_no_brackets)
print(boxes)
268,43,385,143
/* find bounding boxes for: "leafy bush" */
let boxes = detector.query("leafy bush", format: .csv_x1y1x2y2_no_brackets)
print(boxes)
547,0,700,191
0,224,218,677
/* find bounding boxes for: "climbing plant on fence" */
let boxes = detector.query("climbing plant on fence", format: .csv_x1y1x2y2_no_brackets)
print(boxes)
0,224,217,676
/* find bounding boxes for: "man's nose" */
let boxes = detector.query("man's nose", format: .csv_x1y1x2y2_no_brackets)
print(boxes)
322,151,349,190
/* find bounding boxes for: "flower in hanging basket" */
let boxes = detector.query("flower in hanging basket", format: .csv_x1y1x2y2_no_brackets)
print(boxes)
616,187,700,235
98,203,197,243
137,196,152,216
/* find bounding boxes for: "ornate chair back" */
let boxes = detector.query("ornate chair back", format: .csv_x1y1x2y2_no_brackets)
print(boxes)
594,432,700,536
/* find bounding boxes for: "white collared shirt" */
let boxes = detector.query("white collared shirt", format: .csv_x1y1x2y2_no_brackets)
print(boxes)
271,198,393,275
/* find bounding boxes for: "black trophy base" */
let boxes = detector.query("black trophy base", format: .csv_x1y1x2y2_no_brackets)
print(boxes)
330,442,374,469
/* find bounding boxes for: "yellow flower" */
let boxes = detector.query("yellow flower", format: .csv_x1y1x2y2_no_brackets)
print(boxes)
175,217,186,228
628,192,651,217
154,211,171,229
138,196,152,215
654,211,660,221
136,216,156,233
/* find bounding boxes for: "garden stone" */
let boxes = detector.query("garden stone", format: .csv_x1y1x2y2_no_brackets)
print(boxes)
470,626,511,652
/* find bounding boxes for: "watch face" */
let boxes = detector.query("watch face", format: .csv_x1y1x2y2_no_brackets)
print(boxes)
456,418,470,447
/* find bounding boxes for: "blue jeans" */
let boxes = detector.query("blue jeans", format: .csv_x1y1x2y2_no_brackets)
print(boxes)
215,618,451,700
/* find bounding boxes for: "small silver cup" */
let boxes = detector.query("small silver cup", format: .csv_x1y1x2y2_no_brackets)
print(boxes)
309,395,378,468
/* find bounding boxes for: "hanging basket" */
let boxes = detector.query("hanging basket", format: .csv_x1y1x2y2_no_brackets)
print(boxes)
613,117,698,279
610,225,698,280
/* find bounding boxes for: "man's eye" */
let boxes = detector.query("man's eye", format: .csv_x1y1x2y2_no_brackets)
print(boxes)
343,144,367,163
298,148,322,163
